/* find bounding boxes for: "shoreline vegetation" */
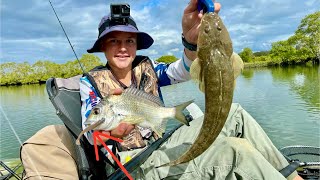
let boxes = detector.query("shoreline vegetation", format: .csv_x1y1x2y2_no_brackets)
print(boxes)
1,11,319,86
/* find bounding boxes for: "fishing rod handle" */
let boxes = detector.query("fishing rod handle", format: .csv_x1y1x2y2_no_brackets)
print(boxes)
279,161,301,178
197,0,215,13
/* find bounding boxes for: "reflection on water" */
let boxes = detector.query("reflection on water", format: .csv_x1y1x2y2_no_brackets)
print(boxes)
163,65,320,149
0,65,319,159
241,68,255,79
232,65,320,148
0,84,61,159
271,65,319,110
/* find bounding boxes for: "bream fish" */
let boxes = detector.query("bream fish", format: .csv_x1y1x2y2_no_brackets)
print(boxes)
160,12,234,166
76,88,193,145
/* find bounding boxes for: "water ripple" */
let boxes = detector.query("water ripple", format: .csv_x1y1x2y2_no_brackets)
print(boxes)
1,66,319,159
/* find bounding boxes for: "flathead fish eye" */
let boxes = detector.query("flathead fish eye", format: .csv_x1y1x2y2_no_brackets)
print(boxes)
214,22,222,31
93,108,101,115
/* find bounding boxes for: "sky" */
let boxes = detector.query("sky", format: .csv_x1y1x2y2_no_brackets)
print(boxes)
1,0,319,64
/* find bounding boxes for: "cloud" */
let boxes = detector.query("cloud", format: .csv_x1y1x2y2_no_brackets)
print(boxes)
146,49,159,56
1,0,319,63
170,48,180,52
268,33,295,43
305,0,318,7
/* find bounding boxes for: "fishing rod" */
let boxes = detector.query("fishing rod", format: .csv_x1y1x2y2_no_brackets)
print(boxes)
48,0,86,73
48,0,104,99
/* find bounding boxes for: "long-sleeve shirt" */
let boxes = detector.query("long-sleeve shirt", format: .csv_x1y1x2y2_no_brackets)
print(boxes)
80,52,193,144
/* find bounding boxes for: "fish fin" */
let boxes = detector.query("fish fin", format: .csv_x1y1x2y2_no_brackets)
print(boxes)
123,88,164,106
76,119,105,145
190,58,205,92
231,52,244,80
121,115,145,124
190,58,201,81
174,100,194,126
150,118,167,138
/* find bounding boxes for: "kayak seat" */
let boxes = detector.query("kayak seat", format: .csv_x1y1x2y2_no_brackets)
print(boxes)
46,76,109,180
45,74,197,180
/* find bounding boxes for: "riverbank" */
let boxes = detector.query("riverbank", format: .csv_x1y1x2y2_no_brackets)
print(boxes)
1,58,319,86
244,59,319,68
244,61,270,68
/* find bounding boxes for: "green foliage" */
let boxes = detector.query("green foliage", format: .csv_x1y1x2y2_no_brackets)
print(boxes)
294,11,320,59
0,54,103,86
270,40,298,64
254,55,271,62
79,54,103,72
239,47,254,62
0,62,18,85
269,11,320,65
239,11,320,66
253,51,270,57
156,55,178,63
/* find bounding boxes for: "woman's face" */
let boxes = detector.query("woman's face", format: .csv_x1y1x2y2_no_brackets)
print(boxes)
100,31,137,72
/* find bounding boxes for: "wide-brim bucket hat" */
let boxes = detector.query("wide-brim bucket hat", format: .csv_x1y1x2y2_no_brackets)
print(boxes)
87,15,154,53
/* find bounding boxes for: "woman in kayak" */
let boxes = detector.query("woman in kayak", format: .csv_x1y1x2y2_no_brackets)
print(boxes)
21,1,302,179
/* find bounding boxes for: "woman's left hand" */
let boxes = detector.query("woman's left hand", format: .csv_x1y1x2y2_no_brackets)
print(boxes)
182,0,221,45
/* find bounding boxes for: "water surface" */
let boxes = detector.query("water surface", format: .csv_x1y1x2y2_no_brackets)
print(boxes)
0,65,319,159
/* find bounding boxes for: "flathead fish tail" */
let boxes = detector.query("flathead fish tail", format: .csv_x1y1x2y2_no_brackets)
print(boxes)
75,118,105,145
174,100,194,126
152,119,167,138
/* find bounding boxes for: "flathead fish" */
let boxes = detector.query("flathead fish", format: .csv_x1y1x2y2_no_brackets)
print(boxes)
160,12,234,166
76,88,193,145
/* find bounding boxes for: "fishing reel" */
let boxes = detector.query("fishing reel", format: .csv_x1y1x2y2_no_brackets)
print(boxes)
110,4,131,25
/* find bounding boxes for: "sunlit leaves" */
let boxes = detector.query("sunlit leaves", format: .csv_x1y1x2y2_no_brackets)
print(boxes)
156,55,178,63
0,54,103,86
239,11,320,66
292,11,320,59
239,47,254,63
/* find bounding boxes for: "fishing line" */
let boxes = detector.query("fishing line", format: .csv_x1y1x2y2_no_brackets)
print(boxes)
0,105,43,179
48,0,104,99
0,105,23,145
48,0,86,74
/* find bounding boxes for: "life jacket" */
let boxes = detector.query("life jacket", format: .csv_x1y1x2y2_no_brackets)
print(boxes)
87,55,161,151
